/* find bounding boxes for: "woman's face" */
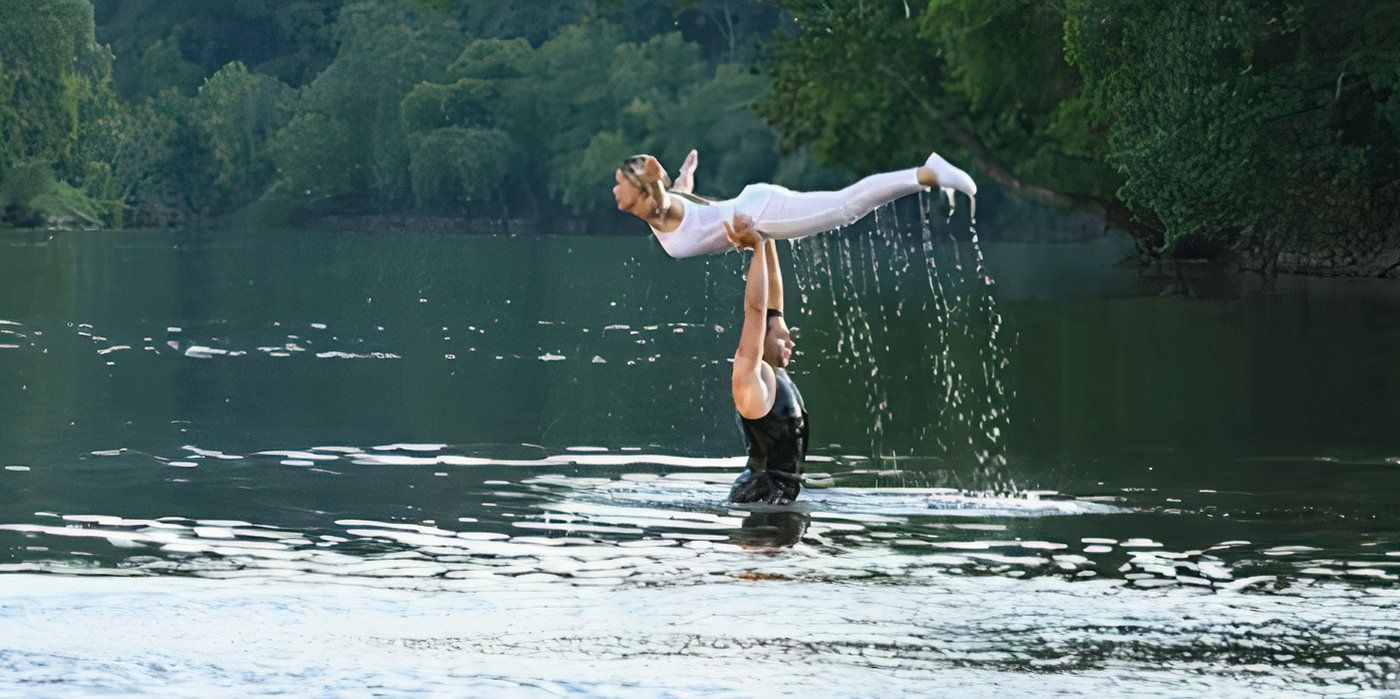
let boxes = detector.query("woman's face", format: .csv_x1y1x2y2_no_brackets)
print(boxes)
613,168,646,213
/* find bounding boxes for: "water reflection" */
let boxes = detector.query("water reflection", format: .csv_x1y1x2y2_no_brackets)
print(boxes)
732,510,810,550
4,453,1400,691
6,441,1398,593
0,445,1123,584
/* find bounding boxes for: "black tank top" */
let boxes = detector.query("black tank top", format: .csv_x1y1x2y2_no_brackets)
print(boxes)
738,368,809,476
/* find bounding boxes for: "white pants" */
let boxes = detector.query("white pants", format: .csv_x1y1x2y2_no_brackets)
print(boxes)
735,168,924,240
653,168,925,258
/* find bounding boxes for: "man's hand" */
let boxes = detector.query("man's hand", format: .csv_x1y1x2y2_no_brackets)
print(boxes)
674,149,698,193
724,213,761,251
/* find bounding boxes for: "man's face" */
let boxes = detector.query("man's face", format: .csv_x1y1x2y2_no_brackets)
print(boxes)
764,317,795,368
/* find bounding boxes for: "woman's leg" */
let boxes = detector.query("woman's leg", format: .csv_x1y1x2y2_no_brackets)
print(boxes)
747,169,925,240
740,152,975,241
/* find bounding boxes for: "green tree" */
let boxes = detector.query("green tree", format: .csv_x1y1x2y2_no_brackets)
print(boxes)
1064,0,1400,258
406,126,514,208
0,0,96,166
1,0,824,230
758,1,941,176
189,62,293,211
401,78,498,133
760,0,1400,267
1,0,126,225
424,0,592,45
647,62,779,197
268,0,462,207
920,0,1117,201
108,35,204,100
758,0,1124,207
102,95,189,226
525,24,796,212
267,113,358,204
0,57,18,167
94,0,345,95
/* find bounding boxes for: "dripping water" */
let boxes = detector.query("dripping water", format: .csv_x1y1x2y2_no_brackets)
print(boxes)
789,191,1014,493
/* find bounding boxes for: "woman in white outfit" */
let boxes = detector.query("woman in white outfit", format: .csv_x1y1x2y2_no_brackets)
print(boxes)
611,149,977,259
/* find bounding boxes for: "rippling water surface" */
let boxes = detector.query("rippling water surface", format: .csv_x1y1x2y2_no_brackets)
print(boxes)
2,224,1399,694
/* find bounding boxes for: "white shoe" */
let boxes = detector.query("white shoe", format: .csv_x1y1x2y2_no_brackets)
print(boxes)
925,152,977,198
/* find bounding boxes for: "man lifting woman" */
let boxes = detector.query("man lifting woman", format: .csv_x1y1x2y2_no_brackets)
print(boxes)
610,149,977,503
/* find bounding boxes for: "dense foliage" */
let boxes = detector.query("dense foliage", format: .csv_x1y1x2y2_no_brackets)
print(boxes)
1064,1,1400,263
761,0,1400,266
0,0,123,225
2,0,824,228
4,0,1398,272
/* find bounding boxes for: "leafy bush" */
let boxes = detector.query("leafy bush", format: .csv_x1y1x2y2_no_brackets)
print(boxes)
1064,0,1400,251
267,113,359,203
190,62,293,210
761,0,1400,263
407,126,514,208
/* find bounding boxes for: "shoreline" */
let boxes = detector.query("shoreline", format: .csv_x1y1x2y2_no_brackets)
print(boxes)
291,211,595,237
6,218,1400,284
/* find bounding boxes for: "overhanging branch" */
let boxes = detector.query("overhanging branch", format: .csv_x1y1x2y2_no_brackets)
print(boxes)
875,63,1163,248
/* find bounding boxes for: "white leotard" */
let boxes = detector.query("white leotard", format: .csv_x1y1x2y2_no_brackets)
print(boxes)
650,195,737,259
650,168,924,259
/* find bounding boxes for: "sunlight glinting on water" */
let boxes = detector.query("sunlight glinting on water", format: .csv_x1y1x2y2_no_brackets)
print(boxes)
8,440,1397,595
6,227,1400,693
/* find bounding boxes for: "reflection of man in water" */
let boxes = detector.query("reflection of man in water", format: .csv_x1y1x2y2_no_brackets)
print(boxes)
724,216,809,504
733,510,810,549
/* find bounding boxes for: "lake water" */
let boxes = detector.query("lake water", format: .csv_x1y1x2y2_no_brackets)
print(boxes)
2,216,1399,695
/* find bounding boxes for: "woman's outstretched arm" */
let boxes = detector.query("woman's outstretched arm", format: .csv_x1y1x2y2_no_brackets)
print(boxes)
673,149,698,194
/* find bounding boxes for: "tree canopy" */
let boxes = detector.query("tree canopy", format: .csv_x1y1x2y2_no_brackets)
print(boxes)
760,0,1400,269
3,0,1397,274
3,0,820,228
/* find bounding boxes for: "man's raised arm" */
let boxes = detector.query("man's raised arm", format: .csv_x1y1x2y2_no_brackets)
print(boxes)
726,215,773,419
763,239,783,315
